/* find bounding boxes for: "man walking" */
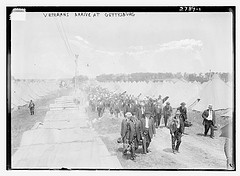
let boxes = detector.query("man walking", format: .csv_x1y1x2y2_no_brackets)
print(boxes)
163,102,173,127
154,100,162,128
202,104,216,138
120,112,139,160
154,95,169,128
140,111,156,154
177,102,187,134
136,101,145,120
28,100,35,115
169,110,184,154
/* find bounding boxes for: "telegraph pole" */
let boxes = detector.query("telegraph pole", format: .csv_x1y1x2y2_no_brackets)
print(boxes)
75,54,79,93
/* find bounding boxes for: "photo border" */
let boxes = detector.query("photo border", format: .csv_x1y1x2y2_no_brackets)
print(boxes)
6,6,236,171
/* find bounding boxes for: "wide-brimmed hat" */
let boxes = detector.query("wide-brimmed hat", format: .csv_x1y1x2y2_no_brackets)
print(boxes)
180,102,186,106
166,102,170,105
125,112,132,117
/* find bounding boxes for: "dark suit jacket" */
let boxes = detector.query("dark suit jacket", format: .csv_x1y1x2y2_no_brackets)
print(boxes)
145,103,155,116
131,104,139,116
140,117,156,139
120,118,141,143
177,106,187,120
123,104,137,116
202,109,216,126
129,117,141,142
169,116,184,134
136,106,145,120
121,119,128,142
163,105,173,118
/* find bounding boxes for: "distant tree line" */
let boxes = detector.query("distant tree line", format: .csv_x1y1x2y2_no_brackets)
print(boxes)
96,72,232,83
72,75,89,83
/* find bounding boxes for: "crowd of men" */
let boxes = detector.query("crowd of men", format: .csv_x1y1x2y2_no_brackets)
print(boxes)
87,86,189,160
81,84,233,169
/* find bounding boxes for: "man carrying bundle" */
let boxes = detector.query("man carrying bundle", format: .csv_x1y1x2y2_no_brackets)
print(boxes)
120,112,140,160
169,110,184,154
140,111,156,154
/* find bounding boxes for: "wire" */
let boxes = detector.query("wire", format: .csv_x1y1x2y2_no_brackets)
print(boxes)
54,18,72,56
59,18,74,56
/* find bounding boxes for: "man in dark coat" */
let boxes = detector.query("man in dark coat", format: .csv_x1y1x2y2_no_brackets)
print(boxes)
169,110,184,153
177,102,187,134
132,113,142,151
163,102,173,127
202,104,216,138
136,101,145,120
120,112,140,160
154,95,169,128
154,101,162,128
28,100,35,115
140,111,156,154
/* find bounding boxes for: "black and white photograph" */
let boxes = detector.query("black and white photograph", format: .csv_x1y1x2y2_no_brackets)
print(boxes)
7,6,235,171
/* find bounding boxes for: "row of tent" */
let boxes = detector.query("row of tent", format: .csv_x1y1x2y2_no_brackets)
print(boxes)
97,74,233,112
11,80,60,110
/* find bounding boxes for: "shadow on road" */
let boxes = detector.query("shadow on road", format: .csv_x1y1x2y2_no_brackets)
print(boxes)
163,148,173,153
196,133,205,136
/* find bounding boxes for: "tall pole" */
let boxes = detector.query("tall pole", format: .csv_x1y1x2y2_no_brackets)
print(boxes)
75,54,79,93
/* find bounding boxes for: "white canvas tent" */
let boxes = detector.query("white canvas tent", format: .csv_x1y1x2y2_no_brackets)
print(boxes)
11,80,60,109
220,109,233,117
191,74,232,111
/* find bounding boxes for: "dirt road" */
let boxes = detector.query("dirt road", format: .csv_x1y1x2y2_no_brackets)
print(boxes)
151,126,226,169
92,110,227,169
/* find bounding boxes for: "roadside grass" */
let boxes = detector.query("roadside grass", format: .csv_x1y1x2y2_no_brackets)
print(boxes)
11,88,73,155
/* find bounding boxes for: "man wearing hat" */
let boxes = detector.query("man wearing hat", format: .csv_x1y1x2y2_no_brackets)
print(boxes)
120,112,139,160
202,104,216,138
163,102,173,127
140,110,156,154
136,101,145,120
169,110,184,153
177,102,187,134
28,100,35,115
154,95,169,128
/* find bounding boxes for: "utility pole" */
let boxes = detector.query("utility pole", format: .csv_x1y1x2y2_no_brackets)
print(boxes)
75,54,79,93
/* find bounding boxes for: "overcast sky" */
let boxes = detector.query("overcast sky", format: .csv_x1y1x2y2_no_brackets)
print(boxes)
11,12,233,79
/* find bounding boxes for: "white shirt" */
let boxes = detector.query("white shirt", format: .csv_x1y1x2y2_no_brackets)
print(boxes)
176,118,180,129
157,100,163,108
145,117,149,128
207,110,213,121
141,107,145,114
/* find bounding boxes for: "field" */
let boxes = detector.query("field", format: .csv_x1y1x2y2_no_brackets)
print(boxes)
11,88,73,155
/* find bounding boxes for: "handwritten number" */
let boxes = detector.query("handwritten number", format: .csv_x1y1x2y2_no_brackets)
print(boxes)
179,6,201,12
